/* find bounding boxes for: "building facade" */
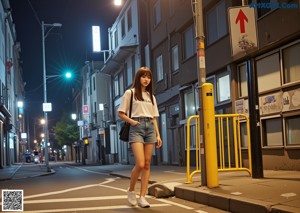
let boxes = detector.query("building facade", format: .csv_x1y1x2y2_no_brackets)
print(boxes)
0,0,25,168
147,0,300,170
72,0,300,170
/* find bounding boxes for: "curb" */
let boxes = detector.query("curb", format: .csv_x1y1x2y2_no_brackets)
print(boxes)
174,185,298,213
0,164,22,181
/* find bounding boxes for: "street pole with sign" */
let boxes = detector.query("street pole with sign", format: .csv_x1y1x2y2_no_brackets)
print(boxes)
228,6,263,178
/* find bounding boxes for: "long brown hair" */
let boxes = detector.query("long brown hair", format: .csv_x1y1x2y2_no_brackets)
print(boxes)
132,67,154,105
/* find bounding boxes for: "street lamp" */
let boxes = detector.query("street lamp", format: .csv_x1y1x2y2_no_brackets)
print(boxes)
42,21,62,172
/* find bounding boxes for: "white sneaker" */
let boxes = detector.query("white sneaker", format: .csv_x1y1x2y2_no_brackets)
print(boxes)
127,189,137,206
138,196,150,208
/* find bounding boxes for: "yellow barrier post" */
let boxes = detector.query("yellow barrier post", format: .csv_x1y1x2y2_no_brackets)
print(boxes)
202,83,219,188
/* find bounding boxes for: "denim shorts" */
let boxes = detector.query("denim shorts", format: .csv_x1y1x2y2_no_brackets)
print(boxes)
128,117,156,144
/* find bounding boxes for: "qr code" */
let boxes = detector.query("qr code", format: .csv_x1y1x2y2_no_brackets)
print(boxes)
1,189,23,212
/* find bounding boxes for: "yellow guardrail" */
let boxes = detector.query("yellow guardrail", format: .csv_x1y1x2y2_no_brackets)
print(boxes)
186,114,252,183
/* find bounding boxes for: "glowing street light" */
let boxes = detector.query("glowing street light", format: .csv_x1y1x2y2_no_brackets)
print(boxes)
114,0,122,6
42,21,62,172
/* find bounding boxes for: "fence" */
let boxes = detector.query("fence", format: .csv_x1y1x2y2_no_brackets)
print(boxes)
186,114,252,183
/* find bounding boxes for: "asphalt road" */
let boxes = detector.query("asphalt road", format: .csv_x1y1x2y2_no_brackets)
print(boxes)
0,162,229,212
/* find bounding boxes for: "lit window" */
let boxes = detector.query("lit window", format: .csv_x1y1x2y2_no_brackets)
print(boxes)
156,54,164,81
285,115,300,146
114,76,119,97
114,30,118,49
283,42,300,84
184,89,196,118
217,72,231,103
172,45,179,72
256,53,281,93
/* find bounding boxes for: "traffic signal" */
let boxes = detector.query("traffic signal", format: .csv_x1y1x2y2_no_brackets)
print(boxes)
84,138,89,145
18,107,24,118
64,70,72,79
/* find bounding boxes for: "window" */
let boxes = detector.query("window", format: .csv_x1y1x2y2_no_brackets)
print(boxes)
206,0,227,45
238,63,248,97
126,62,133,86
127,7,132,31
262,117,283,147
156,54,164,81
153,0,161,26
240,122,248,148
93,76,96,91
184,89,196,118
119,73,124,95
121,17,125,38
172,45,179,72
282,42,300,84
217,71,231,103
114,76,119,97
285,115,300,146
114,30,118,49
256,53,280,93
183,26,196,60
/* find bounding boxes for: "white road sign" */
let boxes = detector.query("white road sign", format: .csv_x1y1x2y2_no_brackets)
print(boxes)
228,6,258,57
43,103,52,112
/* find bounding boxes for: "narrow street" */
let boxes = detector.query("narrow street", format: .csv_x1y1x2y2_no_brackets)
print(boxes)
0,162,228,213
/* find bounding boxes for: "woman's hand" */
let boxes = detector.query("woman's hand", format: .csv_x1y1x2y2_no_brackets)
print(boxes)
131,120,140,126
156,136,162,148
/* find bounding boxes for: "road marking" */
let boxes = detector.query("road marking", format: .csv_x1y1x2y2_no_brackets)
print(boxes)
25,195,132,204
231,192,243,195
72,166,110,175
158,199,194,210
281,193,297,198
24,178,118,199
22,204,171,212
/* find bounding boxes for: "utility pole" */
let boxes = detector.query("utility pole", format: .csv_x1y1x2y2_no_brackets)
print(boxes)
195,0,207,186
241,0,264,178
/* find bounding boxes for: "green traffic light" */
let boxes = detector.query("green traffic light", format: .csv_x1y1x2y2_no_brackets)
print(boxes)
65,72,72,79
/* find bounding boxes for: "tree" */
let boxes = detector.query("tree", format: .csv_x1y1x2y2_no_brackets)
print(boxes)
53,112,79,146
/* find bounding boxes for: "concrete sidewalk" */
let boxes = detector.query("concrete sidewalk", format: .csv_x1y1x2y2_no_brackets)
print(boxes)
108,164,300,213
0,163,55,181
1,162,299,213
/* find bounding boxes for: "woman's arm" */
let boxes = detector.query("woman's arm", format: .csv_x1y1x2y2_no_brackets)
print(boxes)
118,111,138,126
152,117,162,148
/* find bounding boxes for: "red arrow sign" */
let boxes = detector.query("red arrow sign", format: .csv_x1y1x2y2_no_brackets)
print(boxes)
235,9,248,33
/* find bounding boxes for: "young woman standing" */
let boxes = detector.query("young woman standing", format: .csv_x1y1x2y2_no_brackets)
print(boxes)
118,67,162,208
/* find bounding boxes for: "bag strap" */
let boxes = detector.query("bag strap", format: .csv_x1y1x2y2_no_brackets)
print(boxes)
128,89,133,118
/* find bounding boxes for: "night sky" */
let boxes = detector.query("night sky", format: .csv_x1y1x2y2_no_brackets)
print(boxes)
9,0,121,140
